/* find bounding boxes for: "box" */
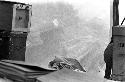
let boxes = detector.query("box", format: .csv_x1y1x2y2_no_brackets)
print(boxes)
0,31,28,61
0,1,32,32
112,25,125,81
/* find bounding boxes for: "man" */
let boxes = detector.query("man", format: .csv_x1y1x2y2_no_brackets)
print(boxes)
104,39,113,79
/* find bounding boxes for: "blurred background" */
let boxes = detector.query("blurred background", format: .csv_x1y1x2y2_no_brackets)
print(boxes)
4,0,125,75
1,0,125,82
6,0,110,71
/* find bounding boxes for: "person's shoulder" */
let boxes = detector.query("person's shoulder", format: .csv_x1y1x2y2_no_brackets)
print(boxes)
108,43,113,47
105,43,113,51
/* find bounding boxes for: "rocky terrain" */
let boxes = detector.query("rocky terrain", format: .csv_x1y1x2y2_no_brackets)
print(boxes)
24,0,115,82
25,0,109,71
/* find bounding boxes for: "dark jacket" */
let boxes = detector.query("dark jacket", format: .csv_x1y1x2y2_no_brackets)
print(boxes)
104,43,113,63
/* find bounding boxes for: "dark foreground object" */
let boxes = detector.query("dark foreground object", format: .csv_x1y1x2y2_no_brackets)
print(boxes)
0,60,56,82
0,32,28,61
104,43,113,79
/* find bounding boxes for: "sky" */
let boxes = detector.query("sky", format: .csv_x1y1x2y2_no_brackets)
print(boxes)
119,0,125,24
6,0,91,4
6,0,125,25
6,0,109,21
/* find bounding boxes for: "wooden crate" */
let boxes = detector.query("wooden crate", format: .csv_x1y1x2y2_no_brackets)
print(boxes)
112,26,125,81
0,32,28,61
0,1,32,32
